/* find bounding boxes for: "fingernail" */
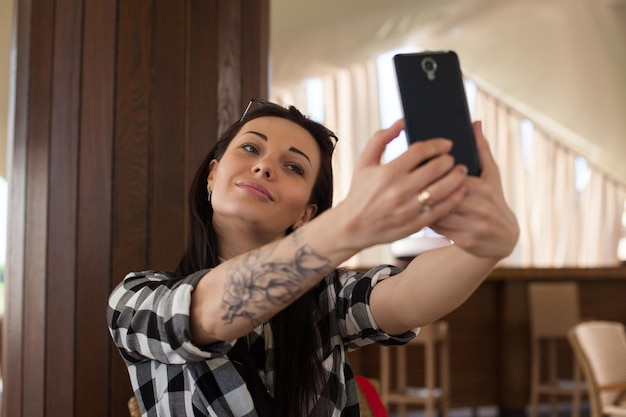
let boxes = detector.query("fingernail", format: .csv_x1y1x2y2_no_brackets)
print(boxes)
459,165,468,175
442,139,453,150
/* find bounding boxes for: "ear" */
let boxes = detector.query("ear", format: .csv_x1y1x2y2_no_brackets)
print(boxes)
207,159,218,188
292,203,318,229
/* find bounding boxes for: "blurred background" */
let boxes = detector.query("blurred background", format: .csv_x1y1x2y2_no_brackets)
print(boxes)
268,0,626,267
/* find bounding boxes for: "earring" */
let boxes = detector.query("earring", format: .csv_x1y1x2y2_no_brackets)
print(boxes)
207,186,212,203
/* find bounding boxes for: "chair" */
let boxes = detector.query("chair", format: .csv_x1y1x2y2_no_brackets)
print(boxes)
528,282,586,417
379,321,450,417
356,375,389,417
128,395,141,417
568,321,626,417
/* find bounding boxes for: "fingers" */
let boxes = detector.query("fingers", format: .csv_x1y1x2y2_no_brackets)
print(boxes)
417,189,434,213
413,164,468,214
346,119,515,252
432,198,519,259
429,154,520,259
406,182,467,230
357,119,405,168
382,133,466,218
390,137,453,175
471,121,509,206
473,121,497,179
358,119,457,177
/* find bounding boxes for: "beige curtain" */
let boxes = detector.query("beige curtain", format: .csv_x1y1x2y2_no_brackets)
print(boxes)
272,62,626,267
273,61,395,266
578,171,626,265
473,86,626,267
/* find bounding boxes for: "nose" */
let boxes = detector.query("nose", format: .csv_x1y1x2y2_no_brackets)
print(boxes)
252,158,274,179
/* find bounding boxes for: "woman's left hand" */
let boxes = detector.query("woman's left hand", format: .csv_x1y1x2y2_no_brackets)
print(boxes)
430,121,519,260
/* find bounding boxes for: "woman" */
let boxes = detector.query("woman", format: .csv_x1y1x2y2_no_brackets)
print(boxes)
108,100,519,417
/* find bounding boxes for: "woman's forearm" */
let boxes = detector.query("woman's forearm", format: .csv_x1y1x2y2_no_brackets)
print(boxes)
370,244,498,335
190,206,359,345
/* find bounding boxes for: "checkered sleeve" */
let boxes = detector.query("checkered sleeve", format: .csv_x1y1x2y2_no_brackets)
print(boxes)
328,265,419,351
107,269,236,365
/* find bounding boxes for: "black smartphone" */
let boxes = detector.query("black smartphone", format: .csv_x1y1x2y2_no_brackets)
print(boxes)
394,51,481,176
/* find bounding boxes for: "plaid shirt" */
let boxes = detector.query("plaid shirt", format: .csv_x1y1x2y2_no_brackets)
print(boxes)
107,265,417,416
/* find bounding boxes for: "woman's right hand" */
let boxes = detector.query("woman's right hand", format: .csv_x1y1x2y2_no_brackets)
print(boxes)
188,120,468,345
335,119,468,250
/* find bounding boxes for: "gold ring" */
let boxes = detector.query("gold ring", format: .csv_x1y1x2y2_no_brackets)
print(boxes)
417,189,434,213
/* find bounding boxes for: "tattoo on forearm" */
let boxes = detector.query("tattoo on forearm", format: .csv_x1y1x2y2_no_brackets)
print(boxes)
221,242,331,325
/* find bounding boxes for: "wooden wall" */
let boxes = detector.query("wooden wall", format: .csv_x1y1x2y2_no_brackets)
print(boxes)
3,1,268,416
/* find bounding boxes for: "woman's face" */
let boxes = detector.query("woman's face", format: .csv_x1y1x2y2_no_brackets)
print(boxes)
208,116,322,237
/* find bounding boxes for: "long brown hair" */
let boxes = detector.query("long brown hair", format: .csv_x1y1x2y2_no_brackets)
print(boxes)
175,101,336,416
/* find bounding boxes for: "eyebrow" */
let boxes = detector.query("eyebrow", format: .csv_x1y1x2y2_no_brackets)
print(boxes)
246,130,312,166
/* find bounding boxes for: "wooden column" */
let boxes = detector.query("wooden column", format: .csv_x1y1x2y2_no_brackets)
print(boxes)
2,0,269,416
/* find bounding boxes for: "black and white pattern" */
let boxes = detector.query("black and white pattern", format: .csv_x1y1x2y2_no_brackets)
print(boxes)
107,265,417,416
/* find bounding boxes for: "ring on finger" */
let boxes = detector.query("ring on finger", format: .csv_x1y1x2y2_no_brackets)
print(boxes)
417,188,434,213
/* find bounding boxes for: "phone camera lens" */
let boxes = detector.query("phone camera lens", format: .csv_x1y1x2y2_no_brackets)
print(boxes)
422,57,436,72
421,57,437,80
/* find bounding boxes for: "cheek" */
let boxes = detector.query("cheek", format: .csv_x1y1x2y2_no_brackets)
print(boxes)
285,184,315,208
212,164,237,188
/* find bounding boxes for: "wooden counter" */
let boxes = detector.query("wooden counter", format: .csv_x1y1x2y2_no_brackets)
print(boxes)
347,266,626,417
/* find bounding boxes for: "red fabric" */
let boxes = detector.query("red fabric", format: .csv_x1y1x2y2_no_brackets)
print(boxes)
355,375,389,417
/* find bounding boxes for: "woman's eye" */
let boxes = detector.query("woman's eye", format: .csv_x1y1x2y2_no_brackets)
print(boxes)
287,163,305,176
241,143,259,154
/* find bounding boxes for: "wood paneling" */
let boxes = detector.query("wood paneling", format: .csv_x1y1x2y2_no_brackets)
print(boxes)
76,0,117,415
217,0,242,133
4,0,269,416
187,0,218,196
240,0,270,106
151,1,187,270
46,0,84,415
110,4,154,413
23,0,54,415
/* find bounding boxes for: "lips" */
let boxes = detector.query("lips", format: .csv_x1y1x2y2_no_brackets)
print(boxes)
236,181,274,201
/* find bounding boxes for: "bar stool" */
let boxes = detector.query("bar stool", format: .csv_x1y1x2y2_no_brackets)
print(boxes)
379,321,450,417
528,282,586,417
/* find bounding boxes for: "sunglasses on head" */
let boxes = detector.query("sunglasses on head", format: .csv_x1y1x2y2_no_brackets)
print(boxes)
240,98,339,150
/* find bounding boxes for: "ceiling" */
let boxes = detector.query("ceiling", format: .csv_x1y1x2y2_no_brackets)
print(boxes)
270,0,626,184
2,0,625,183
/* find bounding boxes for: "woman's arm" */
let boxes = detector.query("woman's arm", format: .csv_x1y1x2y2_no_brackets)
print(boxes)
369,121,520,335
190,120,470,345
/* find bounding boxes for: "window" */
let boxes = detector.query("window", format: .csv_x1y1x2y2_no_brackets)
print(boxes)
304,78,325,123
464,79,477,118
375,47,414,163
574,156,590,193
